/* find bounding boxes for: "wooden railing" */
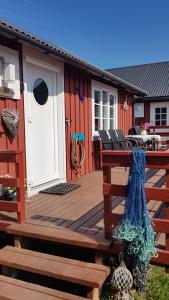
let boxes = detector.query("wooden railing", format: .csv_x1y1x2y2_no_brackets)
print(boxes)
0,151,25,230
101,150,169,266
149,125,169,137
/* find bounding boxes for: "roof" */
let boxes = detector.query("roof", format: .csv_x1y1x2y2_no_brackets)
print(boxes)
107,61,169,100
0,19,146,96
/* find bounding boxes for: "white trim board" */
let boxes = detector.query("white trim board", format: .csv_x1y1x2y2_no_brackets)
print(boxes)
91,80,118,138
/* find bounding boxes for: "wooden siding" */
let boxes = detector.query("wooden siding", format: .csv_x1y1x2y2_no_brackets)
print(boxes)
0,36,25,177
64,64,92,181
135,102,150,126
118,91,133,134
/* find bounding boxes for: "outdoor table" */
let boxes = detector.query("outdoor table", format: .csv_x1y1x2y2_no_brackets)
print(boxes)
126,134,161,150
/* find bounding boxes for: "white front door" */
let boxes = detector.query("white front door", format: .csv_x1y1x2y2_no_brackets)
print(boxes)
24,62,65,196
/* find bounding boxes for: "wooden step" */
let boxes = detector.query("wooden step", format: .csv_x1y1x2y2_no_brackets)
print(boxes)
6,223,112,251
0,246,110,300
0,275,89,300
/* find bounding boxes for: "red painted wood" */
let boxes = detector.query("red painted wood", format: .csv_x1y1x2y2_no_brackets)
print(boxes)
0,38,25,178
144,102,150,123
102,150,169,266
134,102,150,126
118,91,132,134
0,201,19,212
64,64,92,181
0,151,25,227
103,183,169,202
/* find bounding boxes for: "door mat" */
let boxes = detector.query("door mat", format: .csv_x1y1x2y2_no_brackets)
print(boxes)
39,183,80,195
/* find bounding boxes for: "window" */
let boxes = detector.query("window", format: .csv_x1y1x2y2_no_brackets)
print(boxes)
92,82,117,135
155,107,167,125
33,78,48,105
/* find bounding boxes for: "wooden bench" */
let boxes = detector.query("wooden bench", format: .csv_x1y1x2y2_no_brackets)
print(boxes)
0,246,110,300
0,275,89,299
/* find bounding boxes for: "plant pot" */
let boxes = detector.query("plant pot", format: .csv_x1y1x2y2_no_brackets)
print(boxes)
4,193,17,201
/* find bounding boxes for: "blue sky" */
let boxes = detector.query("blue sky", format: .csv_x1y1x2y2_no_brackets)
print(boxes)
0,0,169,69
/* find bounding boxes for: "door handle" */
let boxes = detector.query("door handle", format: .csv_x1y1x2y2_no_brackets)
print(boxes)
28,117,35,123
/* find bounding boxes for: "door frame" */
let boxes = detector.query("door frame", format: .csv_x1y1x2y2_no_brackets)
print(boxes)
23,56,66,196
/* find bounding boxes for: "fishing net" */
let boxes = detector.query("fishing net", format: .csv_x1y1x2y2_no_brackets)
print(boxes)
2,108,20,139
114,149,157,293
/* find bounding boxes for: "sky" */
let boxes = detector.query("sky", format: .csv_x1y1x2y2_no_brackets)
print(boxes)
0,0,169,69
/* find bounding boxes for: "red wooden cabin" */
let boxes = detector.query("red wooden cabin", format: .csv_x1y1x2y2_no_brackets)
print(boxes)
0,19,145,197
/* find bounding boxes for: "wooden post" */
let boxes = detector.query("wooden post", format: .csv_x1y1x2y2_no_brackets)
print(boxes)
103,166,112,239
95,250,103,265
87,287,99,300
16,152,25,224
165,169,169,272
14,236,23,248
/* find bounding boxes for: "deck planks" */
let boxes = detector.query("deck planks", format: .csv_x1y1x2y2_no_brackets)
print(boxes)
3,168,167,249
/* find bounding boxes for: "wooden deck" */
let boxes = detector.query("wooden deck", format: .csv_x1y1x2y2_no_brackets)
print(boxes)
1,167,166,250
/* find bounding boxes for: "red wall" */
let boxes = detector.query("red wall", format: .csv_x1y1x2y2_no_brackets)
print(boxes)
64,64,93,181
0,36,25,176
118,91,133,134
64,67,135,178
135,102,150,126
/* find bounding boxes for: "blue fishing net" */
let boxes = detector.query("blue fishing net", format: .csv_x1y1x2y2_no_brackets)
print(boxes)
115,149,158,292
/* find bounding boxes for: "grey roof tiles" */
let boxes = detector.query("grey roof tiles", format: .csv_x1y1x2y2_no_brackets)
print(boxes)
107,61,169,99
0,19,146,95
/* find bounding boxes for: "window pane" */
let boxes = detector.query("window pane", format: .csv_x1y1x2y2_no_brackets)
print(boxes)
95,104,100,117
110,107,114,118
155,114,160,119
155,120,160,126
94,91,100,104
102,91,107,105
110,119,114,129
162,107,167,113
162,114,167,120
33,78,48,105
103,106,107,118
95,119,100,131
110,95,114,106
162,120,167,125
103,119,107,130
155,108,160,113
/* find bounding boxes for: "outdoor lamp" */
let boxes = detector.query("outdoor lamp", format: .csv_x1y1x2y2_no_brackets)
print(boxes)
4,62,15,83
0,56,15,83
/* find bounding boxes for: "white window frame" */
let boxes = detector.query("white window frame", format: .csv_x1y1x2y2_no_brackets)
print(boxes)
92,80,118,138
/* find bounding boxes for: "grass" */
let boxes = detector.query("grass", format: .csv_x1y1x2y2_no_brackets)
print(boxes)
101,265,169,300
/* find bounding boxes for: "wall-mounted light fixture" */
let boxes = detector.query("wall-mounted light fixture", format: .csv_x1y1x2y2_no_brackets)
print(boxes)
0,56,15,83
4,63,15,83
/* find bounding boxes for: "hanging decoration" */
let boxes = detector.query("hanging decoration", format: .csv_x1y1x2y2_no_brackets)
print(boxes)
114,149,157,293
71,133,85,177
2,108,20,139
74,87,84,103
112,260,133,300
123,96,128,111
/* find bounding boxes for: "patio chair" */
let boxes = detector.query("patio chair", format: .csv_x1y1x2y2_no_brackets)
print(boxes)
98,130,122,150
98,130,112,150
130,126,152,149
108,129,132,150
132,125,142,135
115,129,139,149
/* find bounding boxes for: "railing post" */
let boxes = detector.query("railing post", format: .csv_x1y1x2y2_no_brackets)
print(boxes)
165,169,169,272
16,152,25,224
103,166,112,239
